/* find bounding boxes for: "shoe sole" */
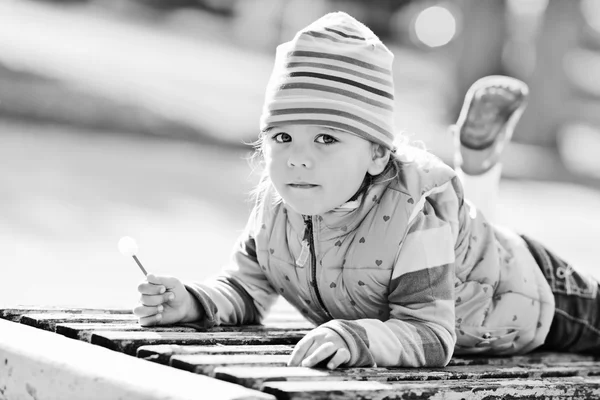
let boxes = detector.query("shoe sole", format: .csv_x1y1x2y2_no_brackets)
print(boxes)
453,75,529,175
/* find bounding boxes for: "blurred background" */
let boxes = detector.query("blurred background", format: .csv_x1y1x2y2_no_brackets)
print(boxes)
3,0,600,309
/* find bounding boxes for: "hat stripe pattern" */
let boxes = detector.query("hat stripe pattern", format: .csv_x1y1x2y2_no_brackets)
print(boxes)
285,62,391,86
304,31,362,46
289,50,391,75
284,72,394,99
260,12,396,150
277,83,393,110
304,26,368,46
324,27,365,41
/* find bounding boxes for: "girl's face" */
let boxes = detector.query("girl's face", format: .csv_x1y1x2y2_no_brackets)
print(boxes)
264,124,384,215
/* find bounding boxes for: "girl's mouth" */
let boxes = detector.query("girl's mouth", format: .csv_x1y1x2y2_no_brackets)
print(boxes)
289,183,318,189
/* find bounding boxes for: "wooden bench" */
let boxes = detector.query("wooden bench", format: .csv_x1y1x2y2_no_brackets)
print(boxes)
2,305,600,399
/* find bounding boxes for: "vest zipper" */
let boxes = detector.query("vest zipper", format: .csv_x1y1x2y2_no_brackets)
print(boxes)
303,215,332,320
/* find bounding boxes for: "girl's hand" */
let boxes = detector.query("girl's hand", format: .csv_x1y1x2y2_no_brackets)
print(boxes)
133,274,198,326
288,326,351,369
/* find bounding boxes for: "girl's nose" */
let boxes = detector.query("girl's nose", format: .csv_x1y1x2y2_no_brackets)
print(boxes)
287,148,313,169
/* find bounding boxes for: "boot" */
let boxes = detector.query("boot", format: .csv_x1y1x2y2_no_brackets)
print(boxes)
452,75,529,175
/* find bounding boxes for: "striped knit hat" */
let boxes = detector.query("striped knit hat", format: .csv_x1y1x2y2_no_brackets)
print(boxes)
259,12,396,150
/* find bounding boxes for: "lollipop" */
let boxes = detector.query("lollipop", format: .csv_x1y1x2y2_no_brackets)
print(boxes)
118,236,148,276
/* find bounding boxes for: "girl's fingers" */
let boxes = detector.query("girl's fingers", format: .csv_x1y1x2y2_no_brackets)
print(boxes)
301,342,335,368
287,336,314,366
140,292,175,307
325,348,350,370
146,274,181,291
138,312,163,327
137,281,166,295
133,303,164,318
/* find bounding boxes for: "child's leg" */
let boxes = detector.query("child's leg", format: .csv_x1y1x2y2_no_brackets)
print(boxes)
455,164,502,223
452,76,529,223
522,235,600,355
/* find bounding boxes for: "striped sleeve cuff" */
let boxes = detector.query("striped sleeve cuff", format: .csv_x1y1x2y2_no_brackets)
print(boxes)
182,283,219,330
184,275,262,329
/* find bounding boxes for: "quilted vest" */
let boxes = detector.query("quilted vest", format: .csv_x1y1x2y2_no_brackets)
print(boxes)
251,153,455,326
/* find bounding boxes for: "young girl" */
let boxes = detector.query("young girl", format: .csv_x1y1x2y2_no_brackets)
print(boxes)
133,12,600,369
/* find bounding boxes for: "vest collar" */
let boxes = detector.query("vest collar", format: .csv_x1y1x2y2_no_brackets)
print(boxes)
283,182,389,241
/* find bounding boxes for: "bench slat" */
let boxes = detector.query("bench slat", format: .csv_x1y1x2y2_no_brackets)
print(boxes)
0,307,131,322
56,323,196,341
171,354,290,375
214,362,600,390
198,323,312,333
449,351,600,366
261,377,600,400
137,344,294,364
93,330,306,356
0,319,275,400
21,313,309,334
19,313,138,331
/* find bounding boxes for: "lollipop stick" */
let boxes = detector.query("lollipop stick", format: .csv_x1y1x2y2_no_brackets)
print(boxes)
132,255,148,276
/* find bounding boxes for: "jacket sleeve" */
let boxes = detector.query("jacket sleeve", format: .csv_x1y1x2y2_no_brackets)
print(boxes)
322,180,460,367
184,210,279,329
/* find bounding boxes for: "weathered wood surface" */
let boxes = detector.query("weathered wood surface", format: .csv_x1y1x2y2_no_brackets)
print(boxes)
56,322,197,341
213,361,600,390
260,377,600,400
172,354,291,375
56,321,309,341
449,351,600,366
19,312,138,331
0,306,131,322
0,318,274,400
136,342,600,369
93,330,307,356
4,307,600,399
137,344,295,364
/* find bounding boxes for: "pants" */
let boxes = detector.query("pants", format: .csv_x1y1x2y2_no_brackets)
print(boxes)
459,164,600,354
522,235,600,354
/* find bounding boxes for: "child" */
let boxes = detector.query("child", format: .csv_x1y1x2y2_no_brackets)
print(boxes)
133,12,600,369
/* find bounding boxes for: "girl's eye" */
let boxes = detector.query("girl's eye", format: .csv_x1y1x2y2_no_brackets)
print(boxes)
315,134,338,145
272,132,291,143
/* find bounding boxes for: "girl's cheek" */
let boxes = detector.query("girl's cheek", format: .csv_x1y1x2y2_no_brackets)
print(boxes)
264,146,287,164
262,145,273,162
264,153,276,169
263,143,278,160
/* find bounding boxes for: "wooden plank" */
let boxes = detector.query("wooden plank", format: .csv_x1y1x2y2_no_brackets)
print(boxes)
93,330,307,356
260,377,600,400
54,319,309,340
4,306,311,330
0,307,131,322
56,322,196,341
214,362,600,390
171,354,290,376
137,344,294,364
0,318,274,400
199,323,312,333
19,313,138,331
448,351,600,366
